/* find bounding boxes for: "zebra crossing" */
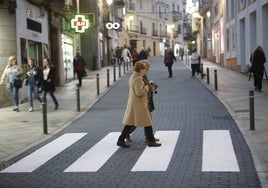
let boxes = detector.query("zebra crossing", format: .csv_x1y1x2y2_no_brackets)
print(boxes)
0,130,240,173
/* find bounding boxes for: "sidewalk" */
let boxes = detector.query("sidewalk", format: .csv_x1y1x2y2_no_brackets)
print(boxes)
184,59,268,187
0,64,131,168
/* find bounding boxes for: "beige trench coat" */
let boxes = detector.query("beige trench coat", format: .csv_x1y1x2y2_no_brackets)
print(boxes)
123,71,152,127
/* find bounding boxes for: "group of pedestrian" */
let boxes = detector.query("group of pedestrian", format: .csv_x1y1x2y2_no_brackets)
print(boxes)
0,56,59,112
111,45,151,67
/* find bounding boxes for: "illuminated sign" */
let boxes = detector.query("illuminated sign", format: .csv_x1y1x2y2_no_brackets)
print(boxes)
71,15,90,33
105,22,120,30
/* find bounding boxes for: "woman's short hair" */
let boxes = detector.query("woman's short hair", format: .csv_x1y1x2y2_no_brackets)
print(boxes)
28,58,36,64
8,56,17,65
141,60,150,70
134,61,146,72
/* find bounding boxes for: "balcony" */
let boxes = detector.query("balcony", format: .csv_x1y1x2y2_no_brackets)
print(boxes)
140,27,146,35
172,10,182,22
127,24,139,33
152,29,158,37
160,31,168,38
198,0,213,16
128,2,135,11
114,0,125,8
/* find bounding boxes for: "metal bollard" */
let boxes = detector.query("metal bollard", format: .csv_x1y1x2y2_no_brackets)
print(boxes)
126,61,129,71
107,69,110,87
123,62,126,74
42,96,48,134
96,73,100,95
214,69,218,91
119,64,121,77
249,90,255,130
206,67,210,84
76,83,80,111
113,65,116,82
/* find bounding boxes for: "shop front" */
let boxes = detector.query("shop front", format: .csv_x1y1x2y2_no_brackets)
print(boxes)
16,0,49,101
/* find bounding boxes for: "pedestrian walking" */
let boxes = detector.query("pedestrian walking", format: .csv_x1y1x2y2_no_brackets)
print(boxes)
139,47,148,60
0,56,23,112
146,47,151,57
25,58,42,112
190,47,200,77
121,45,132,66
110,48,116,66
42,58,59,109
117,61,161,148
250,46,266,92
73,51,85,87
164,48,177,78
125,60,159,143
131,48,139,66
115,46,122,65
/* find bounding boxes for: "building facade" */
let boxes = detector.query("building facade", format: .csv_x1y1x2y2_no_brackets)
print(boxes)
0,0,190,108
194,0,268,73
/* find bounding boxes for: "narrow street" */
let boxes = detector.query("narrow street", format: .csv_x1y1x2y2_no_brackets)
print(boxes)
0,57,262,188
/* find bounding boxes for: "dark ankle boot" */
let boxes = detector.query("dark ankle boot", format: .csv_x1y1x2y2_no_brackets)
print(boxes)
148,142,161,147
117,139,129,148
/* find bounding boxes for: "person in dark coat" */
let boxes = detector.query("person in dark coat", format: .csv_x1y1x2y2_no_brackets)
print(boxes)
25,58,42,112
139,47,148,60
250,46,266,92
42,58,59,109
131,48,139,66
164,48,177,77
73,51,85,87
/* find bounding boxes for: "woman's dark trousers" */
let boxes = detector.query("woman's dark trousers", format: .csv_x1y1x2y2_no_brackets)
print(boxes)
118,125,135,142
144,126,155,142
167,64,173,77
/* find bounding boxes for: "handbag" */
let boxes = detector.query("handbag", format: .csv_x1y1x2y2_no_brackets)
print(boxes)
13,79,22,89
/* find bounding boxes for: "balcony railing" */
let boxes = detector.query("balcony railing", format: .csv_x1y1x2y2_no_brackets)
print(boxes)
198,0,213,16
152,29,158,36
172,10,182,22
140,27,146,34
127,25,139,33
128,2,135,11
160,31,169,38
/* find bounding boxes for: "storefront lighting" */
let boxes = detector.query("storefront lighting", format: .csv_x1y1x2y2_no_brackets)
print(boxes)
207,11,211,18
106,0,113,6
71,15,90,33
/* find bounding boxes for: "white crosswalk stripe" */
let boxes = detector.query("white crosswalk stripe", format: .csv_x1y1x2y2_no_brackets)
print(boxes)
131,131,180,171
202,130,240,172
0,130,240,173
64,132,121,172
0,133,87,173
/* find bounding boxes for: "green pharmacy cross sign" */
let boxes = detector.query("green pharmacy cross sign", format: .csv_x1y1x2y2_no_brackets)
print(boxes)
71,15,90,33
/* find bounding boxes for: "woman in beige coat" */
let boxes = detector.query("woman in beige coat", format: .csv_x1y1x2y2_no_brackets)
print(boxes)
0,56,23,111
117,61,161,148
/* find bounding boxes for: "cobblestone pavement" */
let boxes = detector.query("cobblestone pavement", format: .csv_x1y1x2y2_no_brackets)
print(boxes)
0,57,263,187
